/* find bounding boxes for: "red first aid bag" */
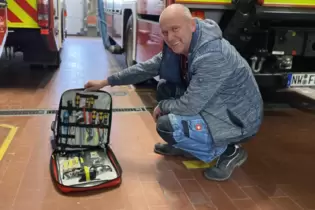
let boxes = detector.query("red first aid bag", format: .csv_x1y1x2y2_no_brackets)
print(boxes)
50,88,122,193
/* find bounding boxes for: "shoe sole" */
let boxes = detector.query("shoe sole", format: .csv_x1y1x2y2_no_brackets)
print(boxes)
154,148,196,159
203,150,248,182
154,148,171,156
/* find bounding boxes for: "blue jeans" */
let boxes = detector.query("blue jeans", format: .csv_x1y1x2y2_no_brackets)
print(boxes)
155,80,227,163
156,80,186,145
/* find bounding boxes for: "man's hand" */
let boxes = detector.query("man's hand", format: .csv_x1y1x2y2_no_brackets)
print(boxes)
84,80,108,91
153,105,162,121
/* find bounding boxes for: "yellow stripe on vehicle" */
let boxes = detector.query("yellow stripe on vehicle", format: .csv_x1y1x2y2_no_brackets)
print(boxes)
263,0,315,6
8,0,39,28
26,0,37,9
175,0,232,4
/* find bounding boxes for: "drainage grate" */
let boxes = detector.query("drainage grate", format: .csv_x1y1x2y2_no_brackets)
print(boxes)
0,106,153,117
113,107,149,112
110,91,128,96
0,110,54,116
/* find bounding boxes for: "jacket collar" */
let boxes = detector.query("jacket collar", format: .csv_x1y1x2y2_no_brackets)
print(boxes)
188,18,201,56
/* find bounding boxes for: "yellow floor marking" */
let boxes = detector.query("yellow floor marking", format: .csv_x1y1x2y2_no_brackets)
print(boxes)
182,159,217,169
0,124,18,161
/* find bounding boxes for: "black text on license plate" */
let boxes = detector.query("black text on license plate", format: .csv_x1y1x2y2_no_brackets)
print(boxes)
287,73,315,87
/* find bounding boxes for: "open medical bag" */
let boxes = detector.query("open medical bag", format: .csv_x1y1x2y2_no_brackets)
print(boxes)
50,88,122,193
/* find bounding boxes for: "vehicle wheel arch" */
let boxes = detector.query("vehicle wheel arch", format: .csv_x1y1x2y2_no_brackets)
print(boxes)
123,10,137,67
123,9,132,50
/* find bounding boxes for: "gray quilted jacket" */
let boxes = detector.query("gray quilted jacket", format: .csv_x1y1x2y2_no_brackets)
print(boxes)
108,18,264,146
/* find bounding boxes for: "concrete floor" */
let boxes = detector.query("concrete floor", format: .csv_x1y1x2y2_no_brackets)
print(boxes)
0,37,315,210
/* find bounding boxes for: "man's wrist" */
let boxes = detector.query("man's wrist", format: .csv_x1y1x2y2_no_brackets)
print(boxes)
101,79,108,87
158,101,165,113
107,76,116,86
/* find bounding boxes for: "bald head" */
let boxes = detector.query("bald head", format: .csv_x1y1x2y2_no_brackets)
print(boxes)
159,4,196,55
159,4,192,23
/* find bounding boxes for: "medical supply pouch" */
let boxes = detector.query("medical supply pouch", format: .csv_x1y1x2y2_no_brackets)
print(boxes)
49,88,122,193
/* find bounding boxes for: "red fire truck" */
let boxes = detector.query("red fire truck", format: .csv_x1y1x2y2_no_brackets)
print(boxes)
2,0,67,69
102,0,315,88
0,0,8,57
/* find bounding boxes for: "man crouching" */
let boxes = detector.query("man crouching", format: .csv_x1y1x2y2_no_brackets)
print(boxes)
84,4,264,181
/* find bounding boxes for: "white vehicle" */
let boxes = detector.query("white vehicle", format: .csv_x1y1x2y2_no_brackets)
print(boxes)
101,0,315,89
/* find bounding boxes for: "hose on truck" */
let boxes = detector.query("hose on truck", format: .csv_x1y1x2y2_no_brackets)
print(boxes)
97,0,111,49
97,0,122,54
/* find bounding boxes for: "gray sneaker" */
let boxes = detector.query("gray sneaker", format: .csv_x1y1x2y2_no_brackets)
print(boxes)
154,143,196,159
204,145,248,181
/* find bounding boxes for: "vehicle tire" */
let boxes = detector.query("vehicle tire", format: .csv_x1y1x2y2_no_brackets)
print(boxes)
47,52,61,70
124,15,135,67
124,15,156,86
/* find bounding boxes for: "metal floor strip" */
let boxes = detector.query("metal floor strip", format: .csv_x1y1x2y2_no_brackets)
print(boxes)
0,107,153,117
0,103,311,117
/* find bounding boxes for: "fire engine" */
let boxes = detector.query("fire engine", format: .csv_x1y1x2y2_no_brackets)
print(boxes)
101,0,315,89
3,0,67,69
0,0,8,56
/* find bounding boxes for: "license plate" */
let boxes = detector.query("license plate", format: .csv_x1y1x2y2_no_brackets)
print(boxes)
287,73,315,87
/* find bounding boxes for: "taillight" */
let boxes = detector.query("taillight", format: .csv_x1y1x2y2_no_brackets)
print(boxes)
191,11,205,20
37,0,49,28
257,0,264,5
